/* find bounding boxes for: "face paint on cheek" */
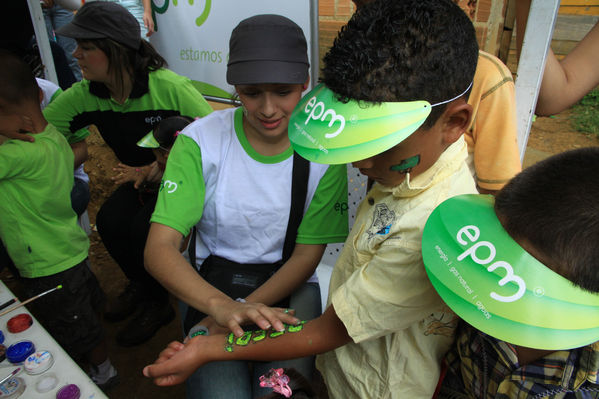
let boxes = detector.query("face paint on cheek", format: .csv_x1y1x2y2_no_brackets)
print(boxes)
390,155,421,174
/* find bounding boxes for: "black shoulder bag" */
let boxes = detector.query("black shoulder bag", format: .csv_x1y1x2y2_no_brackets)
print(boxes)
183,152,309,335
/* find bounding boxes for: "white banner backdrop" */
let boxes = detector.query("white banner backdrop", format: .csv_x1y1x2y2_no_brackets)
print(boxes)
149,0,315,100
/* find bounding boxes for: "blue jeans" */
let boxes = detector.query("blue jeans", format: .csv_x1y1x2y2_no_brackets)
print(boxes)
185,282,322,399
43,4,82,81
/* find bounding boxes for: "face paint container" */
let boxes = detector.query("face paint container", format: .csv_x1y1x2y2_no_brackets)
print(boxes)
0,330,5,344
6,315,32,334
187,324,209,340
6,341,35,364
56,383,80,399
35,373,58,394
24,350,54,375
0,377,25,398
0,345,6,363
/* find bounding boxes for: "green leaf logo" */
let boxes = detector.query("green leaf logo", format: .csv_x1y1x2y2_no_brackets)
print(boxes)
151,0,211,31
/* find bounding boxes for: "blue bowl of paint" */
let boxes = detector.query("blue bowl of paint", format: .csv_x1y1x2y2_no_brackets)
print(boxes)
7,340,35,364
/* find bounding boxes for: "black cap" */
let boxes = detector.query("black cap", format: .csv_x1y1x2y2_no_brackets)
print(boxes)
56,2,141,50
137,115,194,149
227,14,309,85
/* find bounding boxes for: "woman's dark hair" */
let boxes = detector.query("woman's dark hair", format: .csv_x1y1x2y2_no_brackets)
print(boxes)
82,38,167,93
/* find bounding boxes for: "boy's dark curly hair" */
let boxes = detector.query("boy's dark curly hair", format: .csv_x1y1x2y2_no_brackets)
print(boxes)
322,0,478,128
495,147,599,293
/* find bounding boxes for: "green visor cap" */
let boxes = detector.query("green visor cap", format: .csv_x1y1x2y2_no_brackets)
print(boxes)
422,194,599,350
136,131,159,148
288,83,431,164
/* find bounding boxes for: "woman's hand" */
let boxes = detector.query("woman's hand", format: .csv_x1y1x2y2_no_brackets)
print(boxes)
208,298,298,338
143,338,207,386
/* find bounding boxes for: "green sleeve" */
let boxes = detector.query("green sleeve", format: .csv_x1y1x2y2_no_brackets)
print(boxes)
43,83,91,144
175,78,213,119
296,164,349,244
151,134,206,236
49,87,63,103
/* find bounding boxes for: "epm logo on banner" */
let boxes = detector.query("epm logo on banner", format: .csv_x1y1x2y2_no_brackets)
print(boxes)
151,0,211,31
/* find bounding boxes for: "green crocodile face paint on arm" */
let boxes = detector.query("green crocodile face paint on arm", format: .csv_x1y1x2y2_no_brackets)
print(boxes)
223,322,306,352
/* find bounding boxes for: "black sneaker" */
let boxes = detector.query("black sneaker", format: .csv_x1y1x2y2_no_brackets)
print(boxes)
104,281,146,322
90,365,120,392
115,300,175,347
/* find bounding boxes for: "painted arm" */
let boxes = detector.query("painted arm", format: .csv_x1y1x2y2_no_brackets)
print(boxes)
144,222,299,337
143,304,352,386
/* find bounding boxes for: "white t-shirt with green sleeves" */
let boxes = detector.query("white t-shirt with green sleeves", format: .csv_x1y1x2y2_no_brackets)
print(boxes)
151,107,348,281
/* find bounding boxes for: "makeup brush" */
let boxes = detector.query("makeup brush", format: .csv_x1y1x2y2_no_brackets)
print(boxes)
0,285,62,318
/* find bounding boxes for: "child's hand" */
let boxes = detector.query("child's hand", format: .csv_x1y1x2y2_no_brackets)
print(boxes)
143,338,207,386
111,163,153,187
144,162,163,184
143,10,155,37
0,115,35,142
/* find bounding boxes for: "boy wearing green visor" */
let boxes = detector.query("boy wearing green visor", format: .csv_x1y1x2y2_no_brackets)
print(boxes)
423,148,599,398
144,1,478,397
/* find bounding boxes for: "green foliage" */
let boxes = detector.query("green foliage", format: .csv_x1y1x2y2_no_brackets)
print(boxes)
571,89,599,136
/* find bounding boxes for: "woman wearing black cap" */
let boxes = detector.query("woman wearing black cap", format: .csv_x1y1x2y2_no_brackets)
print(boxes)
43,1,213,349
144,14,348,398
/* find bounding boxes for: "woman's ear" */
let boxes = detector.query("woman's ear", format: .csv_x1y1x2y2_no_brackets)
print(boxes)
441,101,472,145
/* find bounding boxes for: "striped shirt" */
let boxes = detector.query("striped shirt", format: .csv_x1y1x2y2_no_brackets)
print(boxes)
439,322,599,399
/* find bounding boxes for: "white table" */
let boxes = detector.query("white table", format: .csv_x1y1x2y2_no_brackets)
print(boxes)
0,280,107,399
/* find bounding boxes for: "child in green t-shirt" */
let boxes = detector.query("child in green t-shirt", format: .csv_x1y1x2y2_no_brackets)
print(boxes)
0,51,118,391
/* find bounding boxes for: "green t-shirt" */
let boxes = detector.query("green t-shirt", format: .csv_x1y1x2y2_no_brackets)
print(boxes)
0,124,89,277
43,68,213,166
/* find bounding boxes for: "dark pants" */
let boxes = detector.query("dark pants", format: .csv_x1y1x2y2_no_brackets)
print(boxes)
95,183,168,303
72,177,90,217
23,260,105,361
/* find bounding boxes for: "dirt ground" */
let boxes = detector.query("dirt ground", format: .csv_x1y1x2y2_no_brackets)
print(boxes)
2,106,598,399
